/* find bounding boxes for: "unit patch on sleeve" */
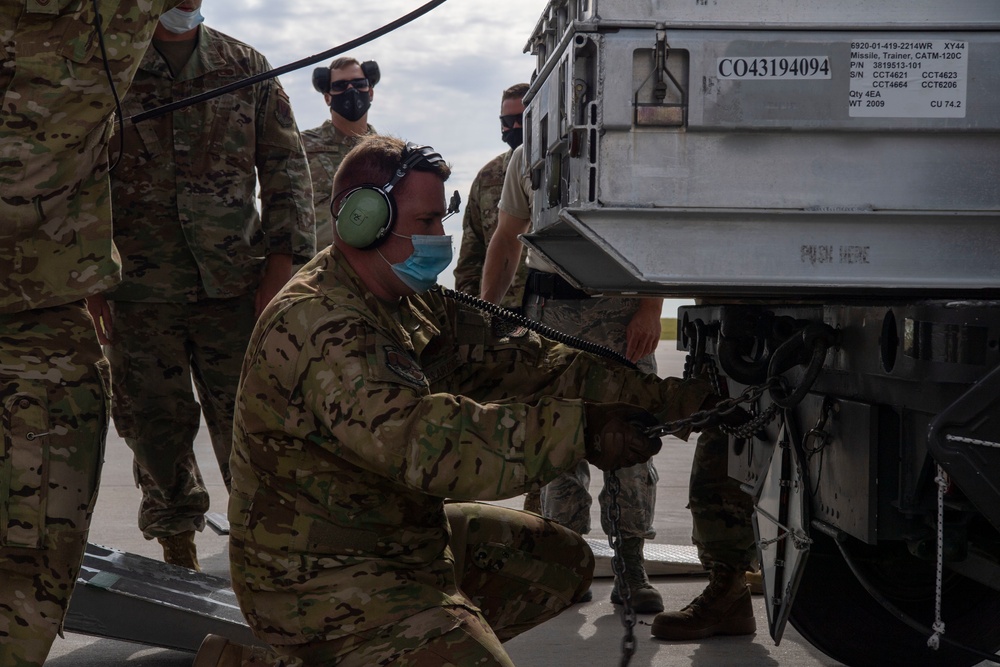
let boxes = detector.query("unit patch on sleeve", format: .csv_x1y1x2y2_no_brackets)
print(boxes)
490,315,529,341
384,345,427,386
275,88,294,128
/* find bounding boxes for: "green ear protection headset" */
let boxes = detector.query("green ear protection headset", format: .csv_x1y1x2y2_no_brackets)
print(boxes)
333,142,447,250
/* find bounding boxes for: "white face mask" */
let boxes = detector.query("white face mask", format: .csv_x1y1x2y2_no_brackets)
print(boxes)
159,7,205,34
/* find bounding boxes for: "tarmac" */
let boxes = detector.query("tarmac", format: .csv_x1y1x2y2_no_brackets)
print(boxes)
44,347,870,666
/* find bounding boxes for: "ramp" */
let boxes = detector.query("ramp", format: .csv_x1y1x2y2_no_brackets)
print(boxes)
65,543,262,652
586,538,705,578
65,538,702,652
206,512,230,535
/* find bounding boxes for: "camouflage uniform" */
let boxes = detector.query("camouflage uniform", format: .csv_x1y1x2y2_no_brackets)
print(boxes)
301,120,376,249
689,426,756,571
228,247,710,664
105,25,315,541
649,364,758,640
687,298,765,572
524,297,660,539
453,150,529,310
499,146,660,540
0,1,176,663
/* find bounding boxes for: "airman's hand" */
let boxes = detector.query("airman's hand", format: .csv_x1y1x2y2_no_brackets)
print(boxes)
85,294,113,345
583,403,661,471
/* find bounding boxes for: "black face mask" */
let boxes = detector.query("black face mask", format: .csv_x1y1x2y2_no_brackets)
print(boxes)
501,127,523,150
329,88,371,122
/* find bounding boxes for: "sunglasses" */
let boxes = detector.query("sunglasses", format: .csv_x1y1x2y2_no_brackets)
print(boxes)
499,113,522,129
329,78,371,94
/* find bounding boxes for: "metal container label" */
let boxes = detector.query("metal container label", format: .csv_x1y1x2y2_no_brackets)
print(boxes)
848,40,968,117
717,56,832,79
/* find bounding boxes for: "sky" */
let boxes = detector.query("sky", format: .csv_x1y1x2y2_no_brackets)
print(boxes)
202,0,690,316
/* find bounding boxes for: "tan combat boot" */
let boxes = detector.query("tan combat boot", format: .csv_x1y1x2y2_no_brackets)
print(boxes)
650,566,756,640
157,530,200,571
193,634,257,667
609,538,664,614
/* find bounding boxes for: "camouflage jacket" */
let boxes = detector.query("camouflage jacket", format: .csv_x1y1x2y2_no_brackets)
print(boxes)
0,0,178,314
301,120,376,249
107,25,315,303
454,150,529,309
229,246,710,645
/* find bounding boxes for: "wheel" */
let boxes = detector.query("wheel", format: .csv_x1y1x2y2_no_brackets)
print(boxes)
789,532,1000,667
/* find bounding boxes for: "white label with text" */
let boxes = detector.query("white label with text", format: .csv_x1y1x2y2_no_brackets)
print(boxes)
849,40,968,118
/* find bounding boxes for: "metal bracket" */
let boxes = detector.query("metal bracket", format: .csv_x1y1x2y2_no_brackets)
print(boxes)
753,419,812,645
635,25,687,126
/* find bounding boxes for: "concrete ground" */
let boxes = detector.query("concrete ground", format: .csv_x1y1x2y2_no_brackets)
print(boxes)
43,347,973,666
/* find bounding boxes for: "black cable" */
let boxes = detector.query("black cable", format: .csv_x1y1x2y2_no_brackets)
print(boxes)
128,0,449,125
834,537,1000,664
436,286,638,369
767,332,829,409
91,0,126,172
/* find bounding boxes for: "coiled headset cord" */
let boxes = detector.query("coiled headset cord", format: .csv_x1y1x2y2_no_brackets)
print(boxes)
439,284,647,667
435,286,639,370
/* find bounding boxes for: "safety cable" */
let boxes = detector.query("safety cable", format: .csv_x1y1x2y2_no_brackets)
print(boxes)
128,0,449,125
833,532,1000,665
928,465,948,651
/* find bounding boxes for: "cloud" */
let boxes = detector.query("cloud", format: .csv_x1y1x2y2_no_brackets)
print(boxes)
205,0,548,286
199,1,690,317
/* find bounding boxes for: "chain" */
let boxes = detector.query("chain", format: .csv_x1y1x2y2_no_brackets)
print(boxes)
643,376,783,439
605,472,637,666
434,286,643,664
705,354,725,396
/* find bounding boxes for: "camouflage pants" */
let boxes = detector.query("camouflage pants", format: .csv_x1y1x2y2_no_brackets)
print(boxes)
106,298,254,539
0,302,110,667
689,427,756,571
250,503,594,667
525,294,658,539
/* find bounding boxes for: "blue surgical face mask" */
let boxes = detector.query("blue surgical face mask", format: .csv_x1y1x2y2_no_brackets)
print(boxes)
159,7,205,34
380,235,453,293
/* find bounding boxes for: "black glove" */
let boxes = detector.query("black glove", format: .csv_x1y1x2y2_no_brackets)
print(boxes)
583,403,662,472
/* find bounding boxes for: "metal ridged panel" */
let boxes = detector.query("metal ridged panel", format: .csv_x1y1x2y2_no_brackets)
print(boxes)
585,537,705,578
